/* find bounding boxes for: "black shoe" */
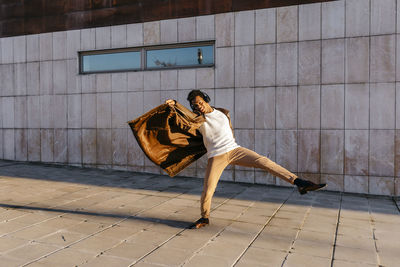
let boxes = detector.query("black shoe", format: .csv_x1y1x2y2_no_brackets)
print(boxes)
189,217,209,229
295,179,326,195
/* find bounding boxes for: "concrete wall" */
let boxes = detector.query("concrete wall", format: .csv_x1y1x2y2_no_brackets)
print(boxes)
1,0,400,196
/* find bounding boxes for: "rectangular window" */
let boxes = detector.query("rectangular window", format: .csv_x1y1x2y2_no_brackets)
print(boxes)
79,41,214,74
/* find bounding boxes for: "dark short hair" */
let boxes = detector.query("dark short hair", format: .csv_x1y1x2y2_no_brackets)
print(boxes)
187,90,210,103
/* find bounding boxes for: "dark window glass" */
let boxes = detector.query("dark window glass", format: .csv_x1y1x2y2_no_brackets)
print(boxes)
81,51,141,73
146,45,214,69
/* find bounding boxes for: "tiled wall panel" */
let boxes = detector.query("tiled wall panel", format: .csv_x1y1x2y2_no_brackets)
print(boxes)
1,0,399,196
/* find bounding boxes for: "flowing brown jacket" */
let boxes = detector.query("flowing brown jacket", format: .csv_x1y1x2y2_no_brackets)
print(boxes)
128,102,232,177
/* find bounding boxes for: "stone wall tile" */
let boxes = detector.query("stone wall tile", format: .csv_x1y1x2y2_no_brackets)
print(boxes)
82,129,97,164
54,129,67,163
255,87,275,129
277,43,297,86
395,130,400,176
299,3,321,41
370,35,395,82
112,92,128,129
321,174,344,192
276,130,297,172
344,175,368,194
66,30,80,59
96,73,111,93
39,61,53,95
235,88,254,128
27,129,40,161
2,97,14,128
144,91,161,112
256,8,276,44
96,93,111,128
14,96,27,129
68,94,82,129
95,26,111,49
369,130,394,176
196,68,214,89
144,71,161,91
53,31,67,60
345,83,369,129
68,129,82,164
112,129,127,166
298,130,320,173
161,70,178,90
127,72,144,91
345,37,369,83
111,25,127,48
255,44,275,87
127,23,143,46
27,96,40,128
345,130,369,175
346,0,370,37
39,33,53,61
40,96,54,128
40,129,53,162
299,41,321,85
178,17,195,42
15,64,27,96
82,94,97,128
371,0,396,35
0,64,14,96
144,21,160,45
27,62,39,95
67,59,81,94
215,88,234,126
370,83,395,129
215,47,234,88
255,129,275,161
322,0,345,39
277,6,298,42
96,129,112,165
321,39,345,84
15,129,27,161
276,86,297,129
3,129,15,160
14,36,26,63
369,176,394,196
160,19,177,44
321,130,344,174
112,73,127,92
81,28,95,51
53,95,67,129
298,85,320,129
321,85,345,129
196,15,214,40
1,37,13,64
235,170,255,184
81,75,96,93
27,35,39,62
127,92,144,121
178,69,196,90
235,46,254,88
53,60,67,94
235,11,254,45
216,13,234,47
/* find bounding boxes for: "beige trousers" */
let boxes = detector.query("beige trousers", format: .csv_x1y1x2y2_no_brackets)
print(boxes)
200,147,297,218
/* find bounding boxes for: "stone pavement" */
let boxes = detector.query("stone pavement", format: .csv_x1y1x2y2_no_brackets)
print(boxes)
0,160,399,267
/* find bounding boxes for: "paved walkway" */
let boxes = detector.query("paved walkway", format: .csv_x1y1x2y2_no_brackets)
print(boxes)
0,160,399,267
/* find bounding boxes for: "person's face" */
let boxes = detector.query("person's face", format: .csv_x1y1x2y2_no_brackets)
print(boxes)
191,95,210,114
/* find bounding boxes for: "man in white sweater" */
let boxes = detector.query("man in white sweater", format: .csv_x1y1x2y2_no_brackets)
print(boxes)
166,90,326,229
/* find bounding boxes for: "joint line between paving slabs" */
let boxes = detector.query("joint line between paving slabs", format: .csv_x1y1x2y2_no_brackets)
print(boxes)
21,176,184,266
330,192,343,267
367,196,382,267
129,184,251,266
231,188,296,267
280,193,316,267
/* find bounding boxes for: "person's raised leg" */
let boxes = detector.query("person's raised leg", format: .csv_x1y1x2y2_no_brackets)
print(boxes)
228,147,326,194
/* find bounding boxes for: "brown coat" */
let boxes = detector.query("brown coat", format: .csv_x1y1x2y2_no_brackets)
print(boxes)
128,102,232,177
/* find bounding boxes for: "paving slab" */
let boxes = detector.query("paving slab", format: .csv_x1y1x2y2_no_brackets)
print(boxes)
0,160,399,266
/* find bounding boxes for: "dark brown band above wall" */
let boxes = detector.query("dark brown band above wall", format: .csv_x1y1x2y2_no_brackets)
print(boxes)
0,0,336,38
